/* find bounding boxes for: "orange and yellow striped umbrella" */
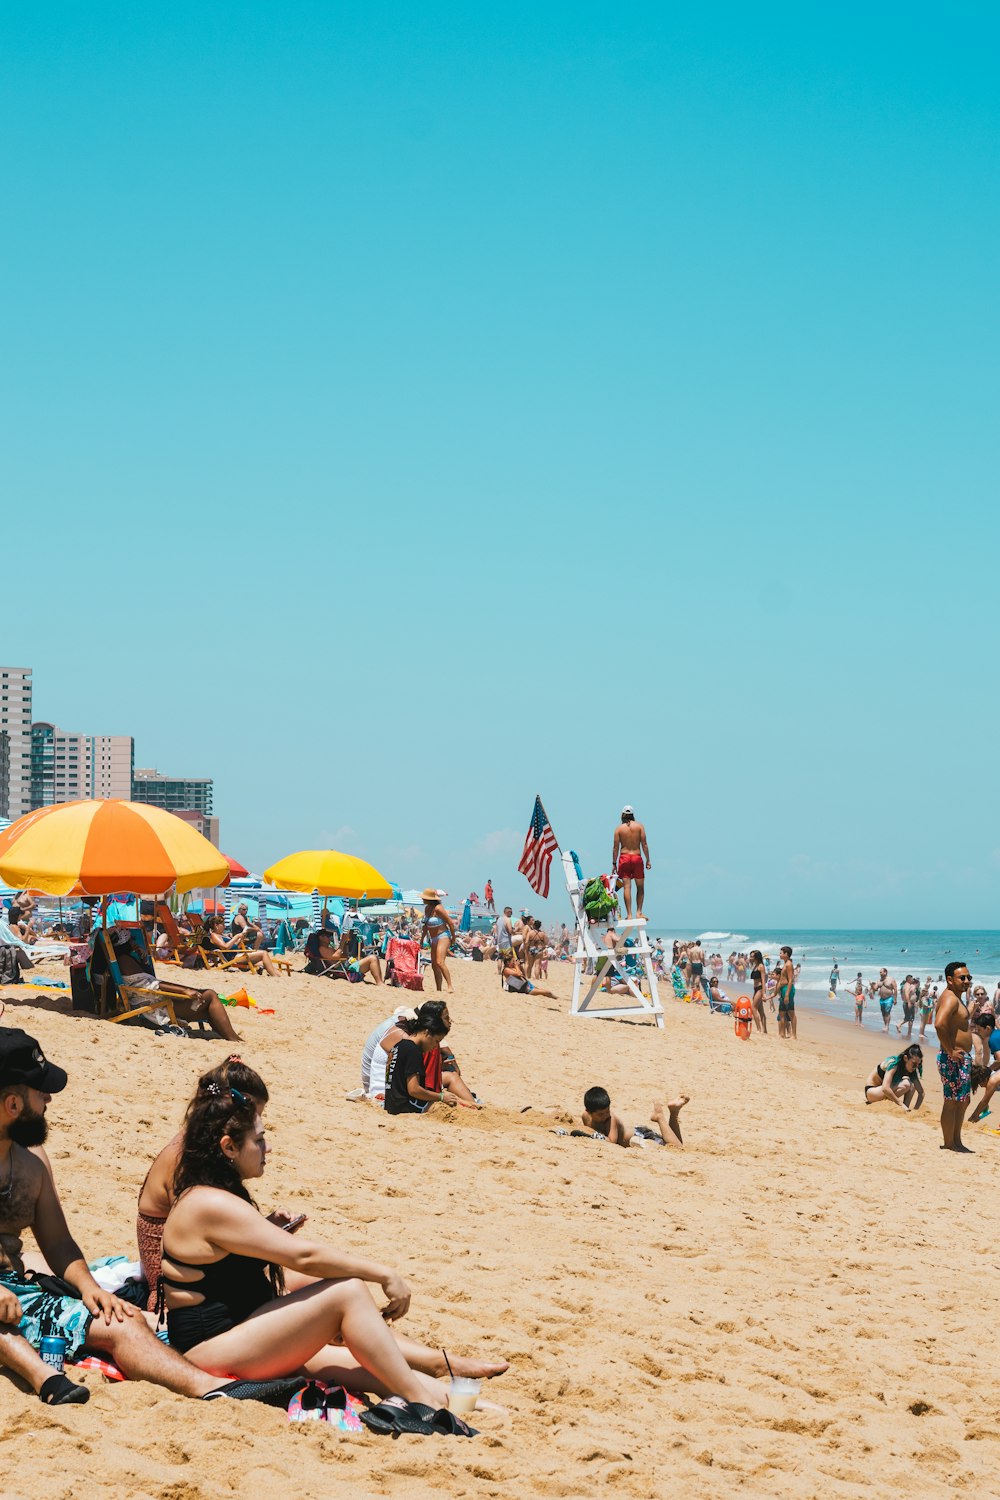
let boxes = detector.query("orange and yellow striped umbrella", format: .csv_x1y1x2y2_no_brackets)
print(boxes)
0,800,229,897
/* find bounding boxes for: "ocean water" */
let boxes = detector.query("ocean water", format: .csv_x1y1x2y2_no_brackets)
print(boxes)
661,929,1000,1033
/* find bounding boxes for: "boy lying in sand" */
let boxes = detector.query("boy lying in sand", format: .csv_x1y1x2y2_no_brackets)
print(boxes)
580,1087,688,1149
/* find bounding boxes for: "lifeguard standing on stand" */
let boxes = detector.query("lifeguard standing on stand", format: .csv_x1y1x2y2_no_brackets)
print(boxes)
612,806,650,919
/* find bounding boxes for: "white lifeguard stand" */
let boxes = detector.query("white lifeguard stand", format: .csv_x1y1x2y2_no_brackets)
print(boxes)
562,851,664,1028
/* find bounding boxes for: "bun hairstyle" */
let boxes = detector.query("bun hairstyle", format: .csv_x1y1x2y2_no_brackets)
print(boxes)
194,1056,268,1107
173,1060,282,1293
400,1000,450,1038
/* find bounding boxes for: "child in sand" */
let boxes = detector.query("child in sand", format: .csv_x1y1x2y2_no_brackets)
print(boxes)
580,1087,688,1148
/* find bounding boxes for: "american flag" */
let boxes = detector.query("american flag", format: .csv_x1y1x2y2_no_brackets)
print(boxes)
518,795,559,898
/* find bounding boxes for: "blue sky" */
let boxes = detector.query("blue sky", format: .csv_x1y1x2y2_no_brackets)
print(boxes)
3,3,997,927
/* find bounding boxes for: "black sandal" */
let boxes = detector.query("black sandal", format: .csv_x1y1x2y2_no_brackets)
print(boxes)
360,1397,436,1435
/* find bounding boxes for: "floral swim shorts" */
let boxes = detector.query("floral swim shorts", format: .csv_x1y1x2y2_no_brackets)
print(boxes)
0,1270,93,1360
937,1048,972,1102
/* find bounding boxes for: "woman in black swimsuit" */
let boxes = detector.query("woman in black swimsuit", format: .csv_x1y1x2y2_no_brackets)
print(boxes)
160,1083,473,1434
749,949,767,1035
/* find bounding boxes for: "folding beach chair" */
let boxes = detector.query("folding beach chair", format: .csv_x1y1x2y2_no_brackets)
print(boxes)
151,903,200,966
197,929,292,976
384,938,423,992
89,926,180,1028
0,918,71,963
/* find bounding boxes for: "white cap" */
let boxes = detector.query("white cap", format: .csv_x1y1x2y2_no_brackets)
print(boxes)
622,805,634,817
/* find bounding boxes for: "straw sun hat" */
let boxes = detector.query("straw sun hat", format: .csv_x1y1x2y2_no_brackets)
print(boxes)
421,887,445,902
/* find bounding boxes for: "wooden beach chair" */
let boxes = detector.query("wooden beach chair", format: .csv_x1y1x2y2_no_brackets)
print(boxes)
90,925,179,1027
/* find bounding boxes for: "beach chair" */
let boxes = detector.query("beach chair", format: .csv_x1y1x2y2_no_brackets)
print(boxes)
196,929,292,976
0,918,71,963
89,926,180,1028
384,938,423,991
151,903,200,966
303,930,337,977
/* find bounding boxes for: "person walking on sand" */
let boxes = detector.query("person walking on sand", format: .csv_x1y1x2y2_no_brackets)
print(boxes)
484,880,495,913
918,978,936,1039
612,806,650,920
776,946,797,1039
851,972,865,1026
935,960,974,1152
419,890,456,994
876,969,897,1033
896,975,917,1040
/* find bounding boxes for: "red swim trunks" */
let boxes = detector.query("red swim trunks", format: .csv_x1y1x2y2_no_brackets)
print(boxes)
617,851,644,880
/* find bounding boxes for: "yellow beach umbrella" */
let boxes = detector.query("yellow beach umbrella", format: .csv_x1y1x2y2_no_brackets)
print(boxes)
0,799,229,897
263,849,393,900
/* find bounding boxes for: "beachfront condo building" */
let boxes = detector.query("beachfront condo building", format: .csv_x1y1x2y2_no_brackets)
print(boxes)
30,724,135,808
0,730,9,820
0,667,33,818
132,767,213,816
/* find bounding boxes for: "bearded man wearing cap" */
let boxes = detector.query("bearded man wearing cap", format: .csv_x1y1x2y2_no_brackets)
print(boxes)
612,806,651,920
0,1029,320,1410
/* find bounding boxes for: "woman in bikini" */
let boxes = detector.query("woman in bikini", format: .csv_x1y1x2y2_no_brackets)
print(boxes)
142,1058,499,1391
419,889,455,994
863,1045,924,1109
158,1076,503,1434
201,915,279,977
749,949,767,1035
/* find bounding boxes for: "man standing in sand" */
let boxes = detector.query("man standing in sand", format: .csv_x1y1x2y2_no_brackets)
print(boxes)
776,945,797,1039
612,806,650,920
876,969,897,1033
484,879,495,913
493,906,514,962
935,960,974,1153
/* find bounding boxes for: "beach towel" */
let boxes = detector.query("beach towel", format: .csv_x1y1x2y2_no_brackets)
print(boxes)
385,938,423,991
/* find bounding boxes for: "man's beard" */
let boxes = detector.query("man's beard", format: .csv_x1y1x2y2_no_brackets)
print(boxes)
8,1111,48,1147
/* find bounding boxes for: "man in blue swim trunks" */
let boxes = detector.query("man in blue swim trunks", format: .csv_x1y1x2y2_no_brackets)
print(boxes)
935,961,974,1153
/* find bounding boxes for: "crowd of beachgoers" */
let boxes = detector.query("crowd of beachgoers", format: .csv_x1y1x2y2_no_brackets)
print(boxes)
0,867,993,1442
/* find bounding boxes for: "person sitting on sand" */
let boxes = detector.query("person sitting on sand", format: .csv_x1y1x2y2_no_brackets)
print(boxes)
91,924,243,1043
580,1086,688,1149
159,1079,490,1433
140,1058,504,1398
0,1029,302,1410
364,1003,479,1109
201,915,279,978
863,1046,925,1110
500,955,556,1000
384,1010,467,1115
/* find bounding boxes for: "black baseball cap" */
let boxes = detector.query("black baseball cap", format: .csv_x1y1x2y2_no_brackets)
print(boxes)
0,1029,68,1093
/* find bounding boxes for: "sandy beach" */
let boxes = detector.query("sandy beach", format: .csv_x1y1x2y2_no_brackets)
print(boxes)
2,951,998,1500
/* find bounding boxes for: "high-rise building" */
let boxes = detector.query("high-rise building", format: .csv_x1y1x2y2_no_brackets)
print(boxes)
132,768,213,816
30,724,134,807
0,667,33,817
0,729,9,820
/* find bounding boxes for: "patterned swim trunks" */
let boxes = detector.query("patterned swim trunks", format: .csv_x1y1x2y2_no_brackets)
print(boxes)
0,1270,93,1360
937,1048,972,1102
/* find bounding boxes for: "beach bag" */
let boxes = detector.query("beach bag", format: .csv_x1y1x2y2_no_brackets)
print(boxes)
734,995,754,1040
582,877,616,923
